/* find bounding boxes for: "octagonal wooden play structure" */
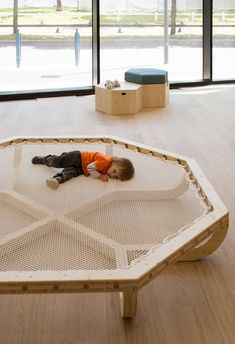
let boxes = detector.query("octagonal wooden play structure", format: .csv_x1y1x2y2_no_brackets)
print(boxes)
0,136,229,318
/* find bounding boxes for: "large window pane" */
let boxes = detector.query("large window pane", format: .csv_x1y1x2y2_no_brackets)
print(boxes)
100,0,203,83
0,0,92,94
213,0,235,80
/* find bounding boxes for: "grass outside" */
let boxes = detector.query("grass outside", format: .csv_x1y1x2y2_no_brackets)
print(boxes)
0,7,234,42
0,7,235,26
0,33,234,42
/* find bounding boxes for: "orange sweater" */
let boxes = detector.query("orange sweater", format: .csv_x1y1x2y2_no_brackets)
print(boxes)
81,152,112,177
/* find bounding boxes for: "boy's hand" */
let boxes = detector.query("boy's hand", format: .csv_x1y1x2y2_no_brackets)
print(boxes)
99,174,109,182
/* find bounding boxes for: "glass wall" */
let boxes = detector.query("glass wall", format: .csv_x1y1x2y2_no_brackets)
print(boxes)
100,0,203,83
0,0,92,94
0,0,234,98
213,0,235,80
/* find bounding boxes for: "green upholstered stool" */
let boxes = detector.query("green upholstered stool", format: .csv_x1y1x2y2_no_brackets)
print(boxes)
125,68,168,85
124,68,169,108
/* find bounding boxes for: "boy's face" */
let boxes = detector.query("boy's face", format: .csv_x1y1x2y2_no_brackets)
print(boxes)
107,164,122,180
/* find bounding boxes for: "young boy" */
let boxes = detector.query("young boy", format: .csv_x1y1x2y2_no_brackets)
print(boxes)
32,150,134,189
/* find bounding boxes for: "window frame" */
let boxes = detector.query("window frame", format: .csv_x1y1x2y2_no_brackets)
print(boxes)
0,0,234,101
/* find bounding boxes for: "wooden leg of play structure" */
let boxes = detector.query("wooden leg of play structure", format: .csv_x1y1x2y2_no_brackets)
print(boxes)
177,218,229,262
119,288,137,318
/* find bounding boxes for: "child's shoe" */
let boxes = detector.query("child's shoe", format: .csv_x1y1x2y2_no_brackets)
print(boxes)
32,156,46,164
46,177,59,190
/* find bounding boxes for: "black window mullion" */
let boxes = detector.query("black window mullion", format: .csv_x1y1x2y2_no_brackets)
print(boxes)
92,0,100,86
203,0,213,82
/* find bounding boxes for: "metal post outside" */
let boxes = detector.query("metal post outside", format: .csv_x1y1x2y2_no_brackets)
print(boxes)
164,0,169,64
74,29,80,66
16,29,21,68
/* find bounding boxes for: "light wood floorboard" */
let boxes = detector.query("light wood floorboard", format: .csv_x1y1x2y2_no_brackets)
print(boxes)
0,84,235,343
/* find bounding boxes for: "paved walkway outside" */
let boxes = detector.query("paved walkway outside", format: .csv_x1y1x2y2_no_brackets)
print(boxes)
0,26,234,92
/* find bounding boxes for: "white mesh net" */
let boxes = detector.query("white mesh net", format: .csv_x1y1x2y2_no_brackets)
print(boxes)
0,141,209,273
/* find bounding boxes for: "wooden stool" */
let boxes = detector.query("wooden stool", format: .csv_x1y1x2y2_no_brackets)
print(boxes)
125,68,169,108
95,82,142,115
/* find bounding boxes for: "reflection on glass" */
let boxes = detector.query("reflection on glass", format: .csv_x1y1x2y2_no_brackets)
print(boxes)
100,0,203,83
0,0,92,93
213,2,235,80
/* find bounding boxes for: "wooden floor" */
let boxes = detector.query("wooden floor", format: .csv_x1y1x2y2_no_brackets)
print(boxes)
0,84,235,344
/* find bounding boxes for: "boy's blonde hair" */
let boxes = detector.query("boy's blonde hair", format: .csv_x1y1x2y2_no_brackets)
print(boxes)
112,157,134,181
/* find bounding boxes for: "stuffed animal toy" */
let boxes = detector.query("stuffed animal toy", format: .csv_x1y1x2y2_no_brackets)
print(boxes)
105,80,115,89
105,79,120,89
113,79,120,87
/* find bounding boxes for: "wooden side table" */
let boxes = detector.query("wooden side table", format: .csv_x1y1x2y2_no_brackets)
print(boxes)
95,82,143,115
142,83,169,108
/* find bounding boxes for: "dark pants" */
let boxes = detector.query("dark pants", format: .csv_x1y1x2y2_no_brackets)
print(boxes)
43,150,84,183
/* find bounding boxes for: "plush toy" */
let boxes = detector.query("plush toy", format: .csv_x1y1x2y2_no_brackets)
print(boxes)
113,79,120,87
105,79,120,89
105,80,115,89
